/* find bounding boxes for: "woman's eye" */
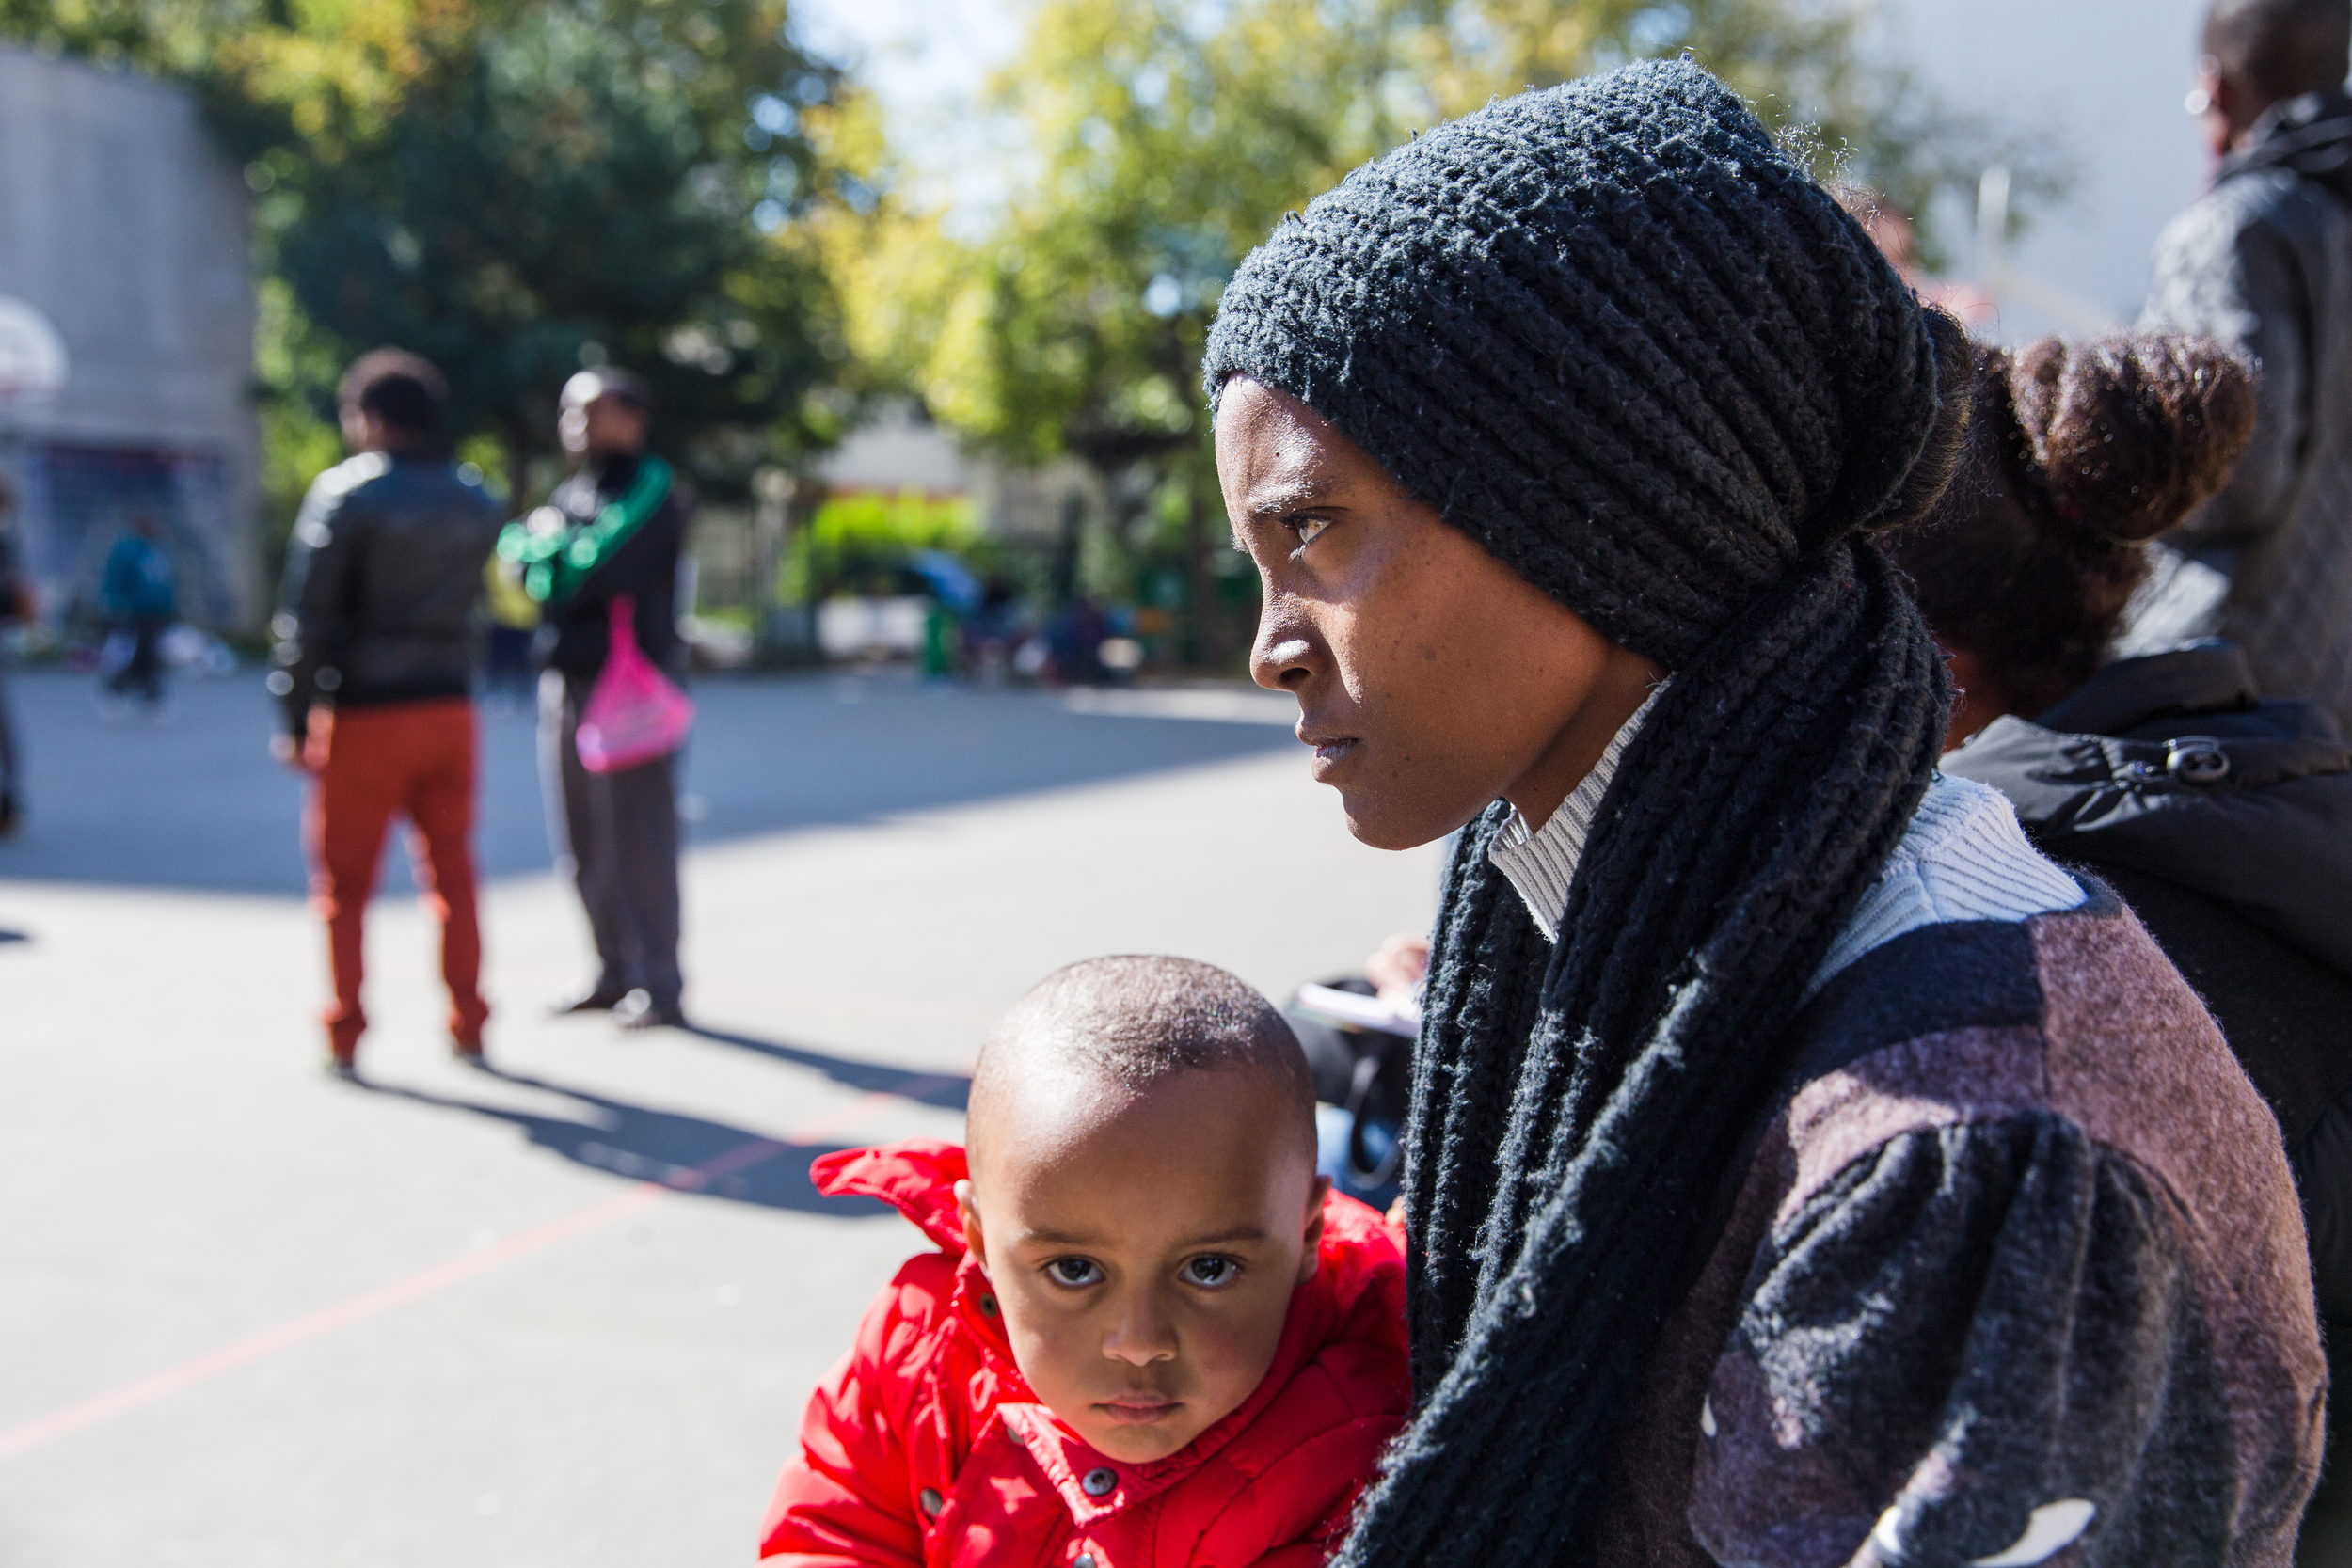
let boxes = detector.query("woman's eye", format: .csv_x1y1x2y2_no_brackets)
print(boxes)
1289,515,1329,547
1045,1258,1104,1287
1180,1255,1240,1289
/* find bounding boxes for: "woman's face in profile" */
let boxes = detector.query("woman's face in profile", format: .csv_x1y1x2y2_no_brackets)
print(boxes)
1215,377,1646,850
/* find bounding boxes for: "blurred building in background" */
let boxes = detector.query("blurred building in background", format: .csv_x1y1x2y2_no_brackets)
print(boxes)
1872,0,2208,341
813,400,1089,546
0,45,260,639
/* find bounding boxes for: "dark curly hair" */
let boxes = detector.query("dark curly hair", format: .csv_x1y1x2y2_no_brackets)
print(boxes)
1892,332,2255,721
338,347,448,436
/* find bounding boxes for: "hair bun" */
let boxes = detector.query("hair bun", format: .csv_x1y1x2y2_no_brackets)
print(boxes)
2008,333,2255,543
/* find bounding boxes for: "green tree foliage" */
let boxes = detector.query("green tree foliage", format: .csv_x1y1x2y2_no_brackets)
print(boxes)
829,0,2066,666
824,0,1431,661
253,2,848,502
3,0,852,516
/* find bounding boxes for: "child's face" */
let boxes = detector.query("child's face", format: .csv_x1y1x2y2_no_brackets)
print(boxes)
959,1069,1327,1464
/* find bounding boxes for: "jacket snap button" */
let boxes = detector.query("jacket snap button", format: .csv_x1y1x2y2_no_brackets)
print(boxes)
1075,1556,1097,1568
1081,1466,1117,1497
918,1487,943,1519
979,1295,998,1316
2168,736,2231,784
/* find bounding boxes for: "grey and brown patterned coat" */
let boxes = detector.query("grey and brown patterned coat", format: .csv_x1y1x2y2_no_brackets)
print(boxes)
1596,889,2325,1566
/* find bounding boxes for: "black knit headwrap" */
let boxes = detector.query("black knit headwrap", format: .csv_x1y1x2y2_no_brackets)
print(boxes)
1202,60,1963,1565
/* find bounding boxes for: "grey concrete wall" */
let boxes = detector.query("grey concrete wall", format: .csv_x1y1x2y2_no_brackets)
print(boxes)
0,45,261,632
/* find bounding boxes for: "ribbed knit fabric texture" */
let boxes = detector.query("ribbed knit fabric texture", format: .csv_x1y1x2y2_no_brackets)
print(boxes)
1494,732,2084,986
1486,683,1666,941
1809,773,2086,989
1203,59,1963,1567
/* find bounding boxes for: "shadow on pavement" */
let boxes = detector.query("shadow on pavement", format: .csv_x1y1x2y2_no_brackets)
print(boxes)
359,1064,898,1215
0,670,1297,897
687,1025,971,1112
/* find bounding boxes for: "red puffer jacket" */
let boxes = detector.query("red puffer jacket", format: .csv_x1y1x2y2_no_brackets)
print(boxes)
759,1140,1410,1568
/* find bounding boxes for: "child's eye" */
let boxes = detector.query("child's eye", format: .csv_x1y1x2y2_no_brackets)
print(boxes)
1180,1255,1242,1289
1045,1257,1104,1287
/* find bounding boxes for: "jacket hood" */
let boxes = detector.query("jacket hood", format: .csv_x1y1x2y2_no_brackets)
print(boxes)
811,1137,1410,1528
812,1139,971,1253
1944,644,2352,976
2222,89,2352,206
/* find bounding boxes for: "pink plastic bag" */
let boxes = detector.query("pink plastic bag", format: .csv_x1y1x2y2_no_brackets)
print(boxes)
576,595,693,774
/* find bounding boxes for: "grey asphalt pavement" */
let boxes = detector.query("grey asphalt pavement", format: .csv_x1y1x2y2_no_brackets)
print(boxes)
0,666,1442,1567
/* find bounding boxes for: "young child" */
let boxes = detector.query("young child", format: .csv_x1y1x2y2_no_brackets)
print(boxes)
759,956,1411,1568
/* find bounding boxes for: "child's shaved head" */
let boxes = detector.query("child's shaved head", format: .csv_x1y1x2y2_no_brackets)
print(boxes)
959,957,1331,1463
968,956,1317,1173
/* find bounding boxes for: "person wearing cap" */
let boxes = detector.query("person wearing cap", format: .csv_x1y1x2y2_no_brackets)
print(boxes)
269,349,501,1074
513,367,692,1031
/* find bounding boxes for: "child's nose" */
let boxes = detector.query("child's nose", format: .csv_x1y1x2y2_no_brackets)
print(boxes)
1101,1293,1179,1365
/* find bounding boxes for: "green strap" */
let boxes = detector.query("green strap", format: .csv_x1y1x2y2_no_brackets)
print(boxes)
497,456,673,605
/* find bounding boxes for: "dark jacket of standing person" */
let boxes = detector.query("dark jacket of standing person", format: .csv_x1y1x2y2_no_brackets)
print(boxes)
531,454,690,686
2139,0,2352,723
271,457,502,735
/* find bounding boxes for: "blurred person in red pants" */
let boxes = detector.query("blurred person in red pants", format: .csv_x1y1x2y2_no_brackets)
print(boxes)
267,351,503,1075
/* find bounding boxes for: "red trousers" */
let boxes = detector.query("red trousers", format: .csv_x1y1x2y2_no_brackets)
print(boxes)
303,699,488,1055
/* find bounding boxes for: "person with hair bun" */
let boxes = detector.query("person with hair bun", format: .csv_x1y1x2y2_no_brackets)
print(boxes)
1898,329,2352,1552
1209,59,2321,1568
1902,333,2262,742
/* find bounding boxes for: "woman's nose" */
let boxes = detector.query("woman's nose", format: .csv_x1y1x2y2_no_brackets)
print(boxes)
1251,607,1317,691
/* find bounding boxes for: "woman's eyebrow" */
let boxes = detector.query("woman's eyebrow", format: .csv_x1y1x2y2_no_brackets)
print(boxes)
1244,476,1340,521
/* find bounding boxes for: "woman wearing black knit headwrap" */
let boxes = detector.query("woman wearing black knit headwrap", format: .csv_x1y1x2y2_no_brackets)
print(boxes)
1207,60,2321,1568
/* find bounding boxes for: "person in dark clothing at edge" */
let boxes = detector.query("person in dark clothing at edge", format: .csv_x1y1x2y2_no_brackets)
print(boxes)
1206,60,2320,1568
2132,0,2352,728
514,367,691,1033
1893,328,2352,1559
269,350,502,1075
0,473,29,836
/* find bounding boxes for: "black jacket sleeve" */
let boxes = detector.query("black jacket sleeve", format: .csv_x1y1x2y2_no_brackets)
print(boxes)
270,469,368,736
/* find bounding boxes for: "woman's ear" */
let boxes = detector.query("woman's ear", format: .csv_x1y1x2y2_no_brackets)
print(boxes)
955,1178,990,1275
1296,1174,1332,1284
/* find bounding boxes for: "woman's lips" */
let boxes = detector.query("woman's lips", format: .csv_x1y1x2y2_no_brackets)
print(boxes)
1299,728,1359,778
1096,1396,1183,1425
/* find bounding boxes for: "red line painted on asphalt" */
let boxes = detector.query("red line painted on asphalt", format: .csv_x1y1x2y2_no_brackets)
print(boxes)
0,1077,958,1465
